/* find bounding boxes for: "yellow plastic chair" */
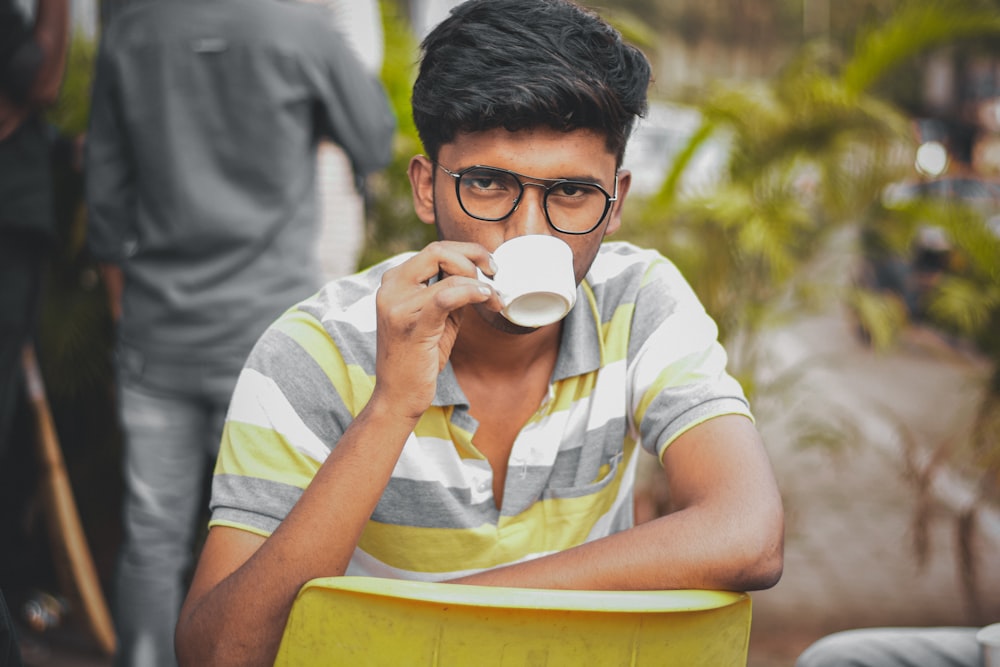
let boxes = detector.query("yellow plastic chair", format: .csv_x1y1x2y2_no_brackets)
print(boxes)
273,576,751,666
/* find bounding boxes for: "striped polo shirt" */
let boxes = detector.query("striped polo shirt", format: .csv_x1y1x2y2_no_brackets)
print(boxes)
209,241,751,580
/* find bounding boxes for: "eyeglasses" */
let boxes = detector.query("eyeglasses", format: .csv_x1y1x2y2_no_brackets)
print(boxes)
436,163,618,235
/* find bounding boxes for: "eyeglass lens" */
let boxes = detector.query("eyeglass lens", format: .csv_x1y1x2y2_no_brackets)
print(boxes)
456,167,610,234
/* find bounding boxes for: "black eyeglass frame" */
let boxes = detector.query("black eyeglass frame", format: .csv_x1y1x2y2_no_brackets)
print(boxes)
436,162,619,235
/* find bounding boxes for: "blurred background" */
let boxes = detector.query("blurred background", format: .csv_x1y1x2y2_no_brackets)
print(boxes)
2,0,998,665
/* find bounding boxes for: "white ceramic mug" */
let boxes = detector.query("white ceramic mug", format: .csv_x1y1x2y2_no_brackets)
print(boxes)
479,235,577,328
979,623,1000,667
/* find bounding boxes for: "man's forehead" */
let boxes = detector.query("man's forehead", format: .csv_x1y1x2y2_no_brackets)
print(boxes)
440,127,617,175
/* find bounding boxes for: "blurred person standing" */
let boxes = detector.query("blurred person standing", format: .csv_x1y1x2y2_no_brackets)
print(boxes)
0,0,69,458
1,4,69,659
84,0,395,664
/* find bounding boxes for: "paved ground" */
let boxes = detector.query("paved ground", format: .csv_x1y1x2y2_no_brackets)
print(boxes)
746,314,1000,666
12,312,1000,666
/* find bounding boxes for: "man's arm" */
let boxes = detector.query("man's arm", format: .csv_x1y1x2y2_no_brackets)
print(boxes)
175,242,501,667
97,263,123,322
27,0,70,107
309,24,395,177
84,32,136,266
0,0,69,139
452,414,784,592
0,96,29,141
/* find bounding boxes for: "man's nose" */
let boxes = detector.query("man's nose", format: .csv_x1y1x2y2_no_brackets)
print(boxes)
506,183,551,238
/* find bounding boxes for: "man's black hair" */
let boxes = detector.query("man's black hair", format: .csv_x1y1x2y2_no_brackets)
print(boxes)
412,0,651,165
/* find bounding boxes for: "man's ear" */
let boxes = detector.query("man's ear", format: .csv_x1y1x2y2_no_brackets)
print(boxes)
603,169,632,237
408,155,437,226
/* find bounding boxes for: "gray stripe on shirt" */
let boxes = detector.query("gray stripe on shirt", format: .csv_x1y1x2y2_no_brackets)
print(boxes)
373,477,499,529
211,473,304,535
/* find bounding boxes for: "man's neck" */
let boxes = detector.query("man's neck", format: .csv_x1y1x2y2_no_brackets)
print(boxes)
449,306,562,380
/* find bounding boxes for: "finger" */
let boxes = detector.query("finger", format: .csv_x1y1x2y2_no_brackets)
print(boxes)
385,241,495,289
375,275,493,335
429,276,501,313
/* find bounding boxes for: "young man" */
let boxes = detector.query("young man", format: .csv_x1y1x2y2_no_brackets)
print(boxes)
175,1,784,664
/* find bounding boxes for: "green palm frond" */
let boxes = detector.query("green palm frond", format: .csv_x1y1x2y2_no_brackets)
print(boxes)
939,208,1000,283
928,276,1000,337
629,0,1000,397
46,30,96,136
842,0,1000,95
649,118,719,211
846,285,909,351
700,47,912,185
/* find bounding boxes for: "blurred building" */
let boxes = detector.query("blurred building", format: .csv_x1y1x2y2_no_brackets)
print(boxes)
920,48,1000,176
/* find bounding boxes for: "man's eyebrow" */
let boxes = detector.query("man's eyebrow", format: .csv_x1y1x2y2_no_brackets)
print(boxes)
549,172,616,190
478,165,610,187
557,173,606,184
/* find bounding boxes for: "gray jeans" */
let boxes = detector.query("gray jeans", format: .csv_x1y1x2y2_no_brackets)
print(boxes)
795,627,984,667
113,346,241,667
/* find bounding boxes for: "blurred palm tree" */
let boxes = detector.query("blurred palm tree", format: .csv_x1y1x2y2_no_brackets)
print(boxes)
621,0,1000,619
626,41,913,392
629,0,1000,374
360,0,435,268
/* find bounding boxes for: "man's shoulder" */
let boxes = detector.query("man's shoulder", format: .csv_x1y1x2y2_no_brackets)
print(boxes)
324,253,414,300
583,241,697,326
294,253,414,329
594,240,663,264
589,241,678,288
250,255,413,383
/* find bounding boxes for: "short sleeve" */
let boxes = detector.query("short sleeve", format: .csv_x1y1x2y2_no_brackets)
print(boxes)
626,256,751,461
209,306,360,535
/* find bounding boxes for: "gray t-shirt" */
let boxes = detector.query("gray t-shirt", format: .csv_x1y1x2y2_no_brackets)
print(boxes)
85,0,395,367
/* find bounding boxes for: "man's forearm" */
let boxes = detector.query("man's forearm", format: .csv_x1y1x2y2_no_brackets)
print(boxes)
98,263,123,322
0,0,69,140
176,398,420,666
451,497,784,593
455,416,784,593
23,0,70,107
0,94,29,140
29,0,70,106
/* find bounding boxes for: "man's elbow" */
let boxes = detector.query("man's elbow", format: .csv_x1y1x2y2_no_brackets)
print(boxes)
740,538,783,591
733,516,784,591
174,615,199,667
174,624,232,667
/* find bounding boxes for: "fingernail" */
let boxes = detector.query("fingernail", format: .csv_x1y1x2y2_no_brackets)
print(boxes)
478,285,491,296
488,256,498,274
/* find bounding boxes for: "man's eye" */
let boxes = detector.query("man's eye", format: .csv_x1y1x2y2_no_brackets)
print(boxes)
553,182,595,198
468,177,499,190
463,170,513,193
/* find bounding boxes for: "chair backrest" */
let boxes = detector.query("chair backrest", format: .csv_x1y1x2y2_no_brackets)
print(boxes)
274,576,751,666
